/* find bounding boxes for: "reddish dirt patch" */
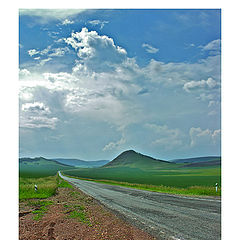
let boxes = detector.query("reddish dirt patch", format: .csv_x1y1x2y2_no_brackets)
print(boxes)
19,187,156,240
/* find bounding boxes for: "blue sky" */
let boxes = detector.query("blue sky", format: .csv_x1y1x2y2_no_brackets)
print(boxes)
19,9,221,160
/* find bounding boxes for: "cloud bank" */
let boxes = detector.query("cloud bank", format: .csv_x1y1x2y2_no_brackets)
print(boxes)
19,27,221,157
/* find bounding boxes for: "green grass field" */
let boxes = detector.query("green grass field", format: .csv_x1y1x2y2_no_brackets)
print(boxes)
19,157,76,178
61,151,221,196
19,150,221,197
19,176,58,200
62,174,221,196
19,173,73,200
62,165,221,188
19,173,74,223
19,156,76,200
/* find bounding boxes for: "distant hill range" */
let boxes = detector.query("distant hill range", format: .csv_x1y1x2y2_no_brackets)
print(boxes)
19,151,221,178
20,157,70,166
103,150,174,169
19,157,75,177
61,150,221,188
103,150,221,169
19,157,109,168
171,156,221,167
51,158,109,168
19,157,109,178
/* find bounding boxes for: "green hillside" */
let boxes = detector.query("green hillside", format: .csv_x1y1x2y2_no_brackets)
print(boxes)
19,157,76,177
104,150,174,169
63,150,221,188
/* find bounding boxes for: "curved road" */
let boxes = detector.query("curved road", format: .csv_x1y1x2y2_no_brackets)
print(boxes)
59,172,221,240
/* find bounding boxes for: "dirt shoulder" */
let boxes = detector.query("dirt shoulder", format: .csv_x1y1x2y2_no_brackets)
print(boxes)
19,184,156,240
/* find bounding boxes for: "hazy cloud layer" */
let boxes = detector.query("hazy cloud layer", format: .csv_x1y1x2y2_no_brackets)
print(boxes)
20,29,221,134
19,9,86,23
145,124,184,150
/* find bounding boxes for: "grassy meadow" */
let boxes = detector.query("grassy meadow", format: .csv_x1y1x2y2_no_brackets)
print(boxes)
19,173,74,222
62,165,221,188
19,150,221,197
19,157,75,200
19,175,58,200
19,173,72,200
61,150,221,196
19,157,75,178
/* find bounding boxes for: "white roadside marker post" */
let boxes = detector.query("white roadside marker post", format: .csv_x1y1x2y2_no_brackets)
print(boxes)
215,183,218,193
35,184,38,192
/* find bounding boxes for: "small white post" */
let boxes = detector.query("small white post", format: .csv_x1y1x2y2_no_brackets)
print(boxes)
34,184,38,192
215,183,218,192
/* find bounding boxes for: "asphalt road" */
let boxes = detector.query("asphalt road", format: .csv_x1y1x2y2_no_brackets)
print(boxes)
59,172,221,240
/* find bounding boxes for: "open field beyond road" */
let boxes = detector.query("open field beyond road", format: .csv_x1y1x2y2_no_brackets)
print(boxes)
62,164,221,190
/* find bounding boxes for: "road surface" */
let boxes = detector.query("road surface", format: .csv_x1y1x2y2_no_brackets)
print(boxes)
59,172,221,240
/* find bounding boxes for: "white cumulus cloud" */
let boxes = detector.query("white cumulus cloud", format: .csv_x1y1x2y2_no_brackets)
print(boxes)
88,20,109,29
21,102,51,114
64,28,127,72
189,127,221,147
103,136,126,151
183,77,218,92
142,54,220,91
201,39,221,52
61,19,74,25
142,43,159,53
19,68,31,78
19,30,221,136
20,116,59,129
28,49,39,56
20,102,59,129
28,45,70,58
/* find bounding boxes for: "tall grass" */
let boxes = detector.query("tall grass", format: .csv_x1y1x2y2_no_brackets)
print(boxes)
19,176,58,200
